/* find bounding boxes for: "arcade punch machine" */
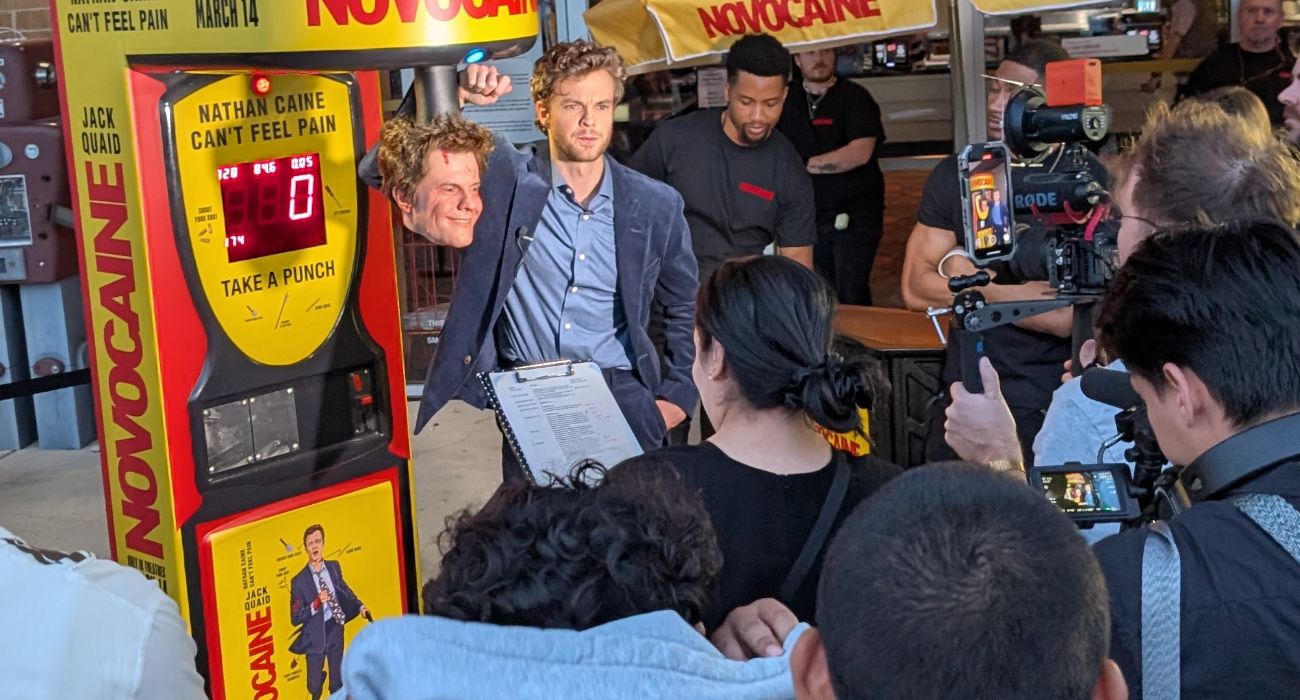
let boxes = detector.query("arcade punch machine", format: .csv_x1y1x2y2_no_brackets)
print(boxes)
49,1,537,697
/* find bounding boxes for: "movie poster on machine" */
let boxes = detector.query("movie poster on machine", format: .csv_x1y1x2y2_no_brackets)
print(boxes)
203,480,403,698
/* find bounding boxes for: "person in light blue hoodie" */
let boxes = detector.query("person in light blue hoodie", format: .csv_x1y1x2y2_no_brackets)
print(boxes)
333,462,812,699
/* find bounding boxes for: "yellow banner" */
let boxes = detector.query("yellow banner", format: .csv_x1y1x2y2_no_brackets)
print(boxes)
586,0,937,74
54,0,538,67
204,481,403,699
971,0,1112,15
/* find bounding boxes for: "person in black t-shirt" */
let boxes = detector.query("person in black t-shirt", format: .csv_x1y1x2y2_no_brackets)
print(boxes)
778,47,886,306
900,40,1097,462
1184,0,1294,126
629,33,816,285
616,256,899,631
631,33,816,442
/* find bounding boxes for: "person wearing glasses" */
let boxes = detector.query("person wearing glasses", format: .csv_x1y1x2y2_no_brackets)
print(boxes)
942,97,1300,544
900,40,1110,464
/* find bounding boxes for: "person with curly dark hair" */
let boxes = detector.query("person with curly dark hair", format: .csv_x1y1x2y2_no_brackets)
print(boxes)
332,462,809,699
619,256,901,633
376,113,494,248
422,461,720,629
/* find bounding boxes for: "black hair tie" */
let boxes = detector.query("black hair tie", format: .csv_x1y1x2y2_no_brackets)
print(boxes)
784,360,828,408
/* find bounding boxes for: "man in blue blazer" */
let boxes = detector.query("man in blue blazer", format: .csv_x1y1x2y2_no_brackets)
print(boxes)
394,44,698,480
289,524,367,699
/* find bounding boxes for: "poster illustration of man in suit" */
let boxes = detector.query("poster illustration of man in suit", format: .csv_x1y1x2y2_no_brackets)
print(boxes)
288,523,368,700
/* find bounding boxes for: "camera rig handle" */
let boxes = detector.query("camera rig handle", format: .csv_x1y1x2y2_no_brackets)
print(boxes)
930,277,1086,395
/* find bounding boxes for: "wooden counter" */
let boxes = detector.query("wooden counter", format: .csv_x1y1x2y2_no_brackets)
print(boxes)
835,305,944,353
834,306,945,468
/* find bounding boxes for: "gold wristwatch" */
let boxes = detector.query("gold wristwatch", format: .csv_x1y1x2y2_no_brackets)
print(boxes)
988,459,1025,473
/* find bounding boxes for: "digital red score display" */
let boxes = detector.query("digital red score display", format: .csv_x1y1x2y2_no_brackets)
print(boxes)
218,153,326,262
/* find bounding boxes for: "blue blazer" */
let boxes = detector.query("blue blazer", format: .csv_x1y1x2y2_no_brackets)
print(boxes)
289,560,364,655
413,139,699,432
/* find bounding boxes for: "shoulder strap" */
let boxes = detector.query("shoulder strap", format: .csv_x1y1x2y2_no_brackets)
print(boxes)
779,452,851,602
1234,494,1300,565
1141,521,1182,700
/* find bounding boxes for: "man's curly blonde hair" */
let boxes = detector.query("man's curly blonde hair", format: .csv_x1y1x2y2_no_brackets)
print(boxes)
530,40,627,133
377,114,494,201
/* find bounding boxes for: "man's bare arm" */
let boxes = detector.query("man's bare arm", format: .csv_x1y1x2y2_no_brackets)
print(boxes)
807,137,877,174
901,222,1071,337
901,222,962,311
777,245,814,270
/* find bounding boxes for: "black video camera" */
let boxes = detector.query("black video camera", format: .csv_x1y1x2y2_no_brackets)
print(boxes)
960,61,1117,298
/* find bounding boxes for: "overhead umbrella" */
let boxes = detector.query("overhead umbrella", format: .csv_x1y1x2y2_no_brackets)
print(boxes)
585,0,938,74
971,0,1113,15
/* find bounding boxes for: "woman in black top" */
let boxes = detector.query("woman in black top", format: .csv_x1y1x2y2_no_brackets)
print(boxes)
618,256,900,632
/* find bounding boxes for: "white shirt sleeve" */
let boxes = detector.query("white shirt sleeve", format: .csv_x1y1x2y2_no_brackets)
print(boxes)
133,596,207,700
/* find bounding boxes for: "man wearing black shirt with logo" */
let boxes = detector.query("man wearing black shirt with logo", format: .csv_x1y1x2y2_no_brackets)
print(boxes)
1184,0,1295,126
778,47,886,306
632,33,816,441
630,33,816,285
902,40,1106,461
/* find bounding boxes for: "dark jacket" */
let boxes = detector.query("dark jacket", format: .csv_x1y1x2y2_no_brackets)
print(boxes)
412,138,699,432
289,560,364,655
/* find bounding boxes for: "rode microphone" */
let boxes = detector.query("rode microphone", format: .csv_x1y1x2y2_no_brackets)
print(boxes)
1080,367,1140,409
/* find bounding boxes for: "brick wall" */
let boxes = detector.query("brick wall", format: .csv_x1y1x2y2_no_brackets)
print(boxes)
0,0,51,39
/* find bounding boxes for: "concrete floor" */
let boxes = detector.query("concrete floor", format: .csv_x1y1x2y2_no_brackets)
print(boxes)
0,401,504,575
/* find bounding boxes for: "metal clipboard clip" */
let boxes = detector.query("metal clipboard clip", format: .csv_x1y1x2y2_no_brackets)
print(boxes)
512,359,576,383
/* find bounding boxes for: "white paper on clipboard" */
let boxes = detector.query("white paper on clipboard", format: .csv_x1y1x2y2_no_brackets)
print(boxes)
486,361,643,483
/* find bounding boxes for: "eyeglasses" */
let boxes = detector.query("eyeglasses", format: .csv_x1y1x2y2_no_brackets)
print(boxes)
982,73,1043,96
1117,213,1161,229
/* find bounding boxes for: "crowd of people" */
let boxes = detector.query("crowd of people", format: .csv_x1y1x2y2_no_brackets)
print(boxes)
8,2,1300,696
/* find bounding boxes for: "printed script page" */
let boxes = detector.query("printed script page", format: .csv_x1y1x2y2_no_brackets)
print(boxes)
489,362,643,482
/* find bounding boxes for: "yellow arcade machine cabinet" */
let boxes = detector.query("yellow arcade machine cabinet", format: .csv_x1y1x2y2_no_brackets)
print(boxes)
49,2,537,697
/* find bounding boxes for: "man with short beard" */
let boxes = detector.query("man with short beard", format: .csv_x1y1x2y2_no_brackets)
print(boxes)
410,42,699,482
778,47,886,306
630,33,816,283
1184,0,1295,126
630,33,815,441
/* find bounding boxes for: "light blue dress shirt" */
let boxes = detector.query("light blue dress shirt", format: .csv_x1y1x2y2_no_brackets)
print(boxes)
497,158,632,370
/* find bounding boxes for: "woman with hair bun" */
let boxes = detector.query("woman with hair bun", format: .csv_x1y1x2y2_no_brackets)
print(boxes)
617,256,900,632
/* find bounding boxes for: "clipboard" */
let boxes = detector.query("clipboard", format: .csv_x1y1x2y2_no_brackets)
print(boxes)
480,360,644,484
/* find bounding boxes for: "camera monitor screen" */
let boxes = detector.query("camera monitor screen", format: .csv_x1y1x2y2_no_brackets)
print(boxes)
1030,464,1140,524
959,143,1015,262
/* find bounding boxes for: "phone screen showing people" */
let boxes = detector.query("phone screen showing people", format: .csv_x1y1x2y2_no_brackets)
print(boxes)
1031,464,1139,523
959,143,1015,263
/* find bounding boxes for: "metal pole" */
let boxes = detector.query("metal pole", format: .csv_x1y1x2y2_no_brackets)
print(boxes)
951,0,988,148
413,65,462,121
